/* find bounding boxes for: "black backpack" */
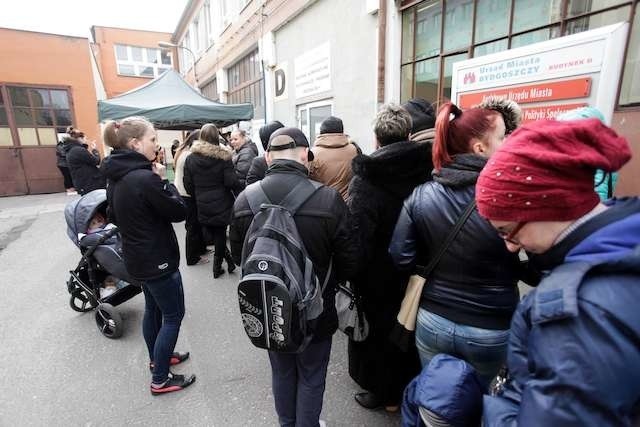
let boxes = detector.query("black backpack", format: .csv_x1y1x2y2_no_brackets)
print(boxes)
238,179,331,353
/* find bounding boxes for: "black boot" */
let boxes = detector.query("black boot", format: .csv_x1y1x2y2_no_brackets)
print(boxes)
224,248,236,274
213,256,224,278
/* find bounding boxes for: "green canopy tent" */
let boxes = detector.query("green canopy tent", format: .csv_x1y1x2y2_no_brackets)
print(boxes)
98,70,253,130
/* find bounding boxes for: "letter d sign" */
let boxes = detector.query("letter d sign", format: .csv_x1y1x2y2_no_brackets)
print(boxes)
274,62,288,101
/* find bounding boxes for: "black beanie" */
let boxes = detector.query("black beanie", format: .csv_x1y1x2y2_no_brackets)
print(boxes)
319,116,343,134
259,121,284,150
402,98,435,133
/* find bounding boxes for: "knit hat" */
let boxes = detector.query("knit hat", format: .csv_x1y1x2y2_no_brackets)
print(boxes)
402,98,436,133
476,118,631,222
267,127,314,161
476,97,522,134
259,121,284,150
319,116,344,134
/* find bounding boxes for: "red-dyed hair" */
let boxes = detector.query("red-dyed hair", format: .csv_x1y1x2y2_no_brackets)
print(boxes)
432,102,500,171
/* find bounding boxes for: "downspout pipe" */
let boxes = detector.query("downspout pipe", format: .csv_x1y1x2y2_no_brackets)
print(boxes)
377,0,387,105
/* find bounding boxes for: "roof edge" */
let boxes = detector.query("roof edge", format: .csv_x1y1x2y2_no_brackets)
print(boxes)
172,0,200,43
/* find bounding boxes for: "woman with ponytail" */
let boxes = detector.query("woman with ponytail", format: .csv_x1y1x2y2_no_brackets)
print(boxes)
389,102,522,386
100,117,195,395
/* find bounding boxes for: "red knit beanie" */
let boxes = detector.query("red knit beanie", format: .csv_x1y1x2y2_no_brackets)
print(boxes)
476,118,631,222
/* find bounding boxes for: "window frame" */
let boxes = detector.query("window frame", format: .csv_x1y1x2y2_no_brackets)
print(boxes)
0,83,76,147
227,48,265,118
400,0,638,110
113,44,173,79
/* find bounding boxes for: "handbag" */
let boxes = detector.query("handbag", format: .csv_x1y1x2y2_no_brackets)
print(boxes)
335,281,369,341
389,200,477,352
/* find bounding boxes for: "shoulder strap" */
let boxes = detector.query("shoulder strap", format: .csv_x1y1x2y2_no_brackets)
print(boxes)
245,182,271,215
607,173,613,199
279,180,323,215
417,200,476,279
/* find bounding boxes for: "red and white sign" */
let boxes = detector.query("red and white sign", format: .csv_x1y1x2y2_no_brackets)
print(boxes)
451,23,629,125
458,78,591,108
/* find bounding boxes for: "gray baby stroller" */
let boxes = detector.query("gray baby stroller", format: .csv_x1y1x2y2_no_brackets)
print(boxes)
65,189,141,338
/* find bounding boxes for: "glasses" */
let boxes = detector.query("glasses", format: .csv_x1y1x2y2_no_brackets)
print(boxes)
497,222,527,245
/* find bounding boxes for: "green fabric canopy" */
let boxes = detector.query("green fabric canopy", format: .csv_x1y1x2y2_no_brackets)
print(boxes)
98,70,254,130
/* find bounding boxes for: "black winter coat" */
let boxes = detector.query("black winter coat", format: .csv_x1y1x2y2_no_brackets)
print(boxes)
347,140,432,404
100,149,186,281
245,155,267,185
233,141,258,187
64,138,106,195
389,154,521,330
56,141,67,168
183,141,242,227
230,160,358,341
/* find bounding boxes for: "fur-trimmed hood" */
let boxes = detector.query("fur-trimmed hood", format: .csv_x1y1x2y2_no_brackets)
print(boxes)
190,140,233,161
352,141,432,197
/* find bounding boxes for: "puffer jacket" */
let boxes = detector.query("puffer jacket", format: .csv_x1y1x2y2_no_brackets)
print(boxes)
183,140,242,227
484,197,640,426
233,140,259,188
230,160,358,341
100,149,185,281
246,155,267,185
389,154,521,330
309,133,359,200
64,138,106,195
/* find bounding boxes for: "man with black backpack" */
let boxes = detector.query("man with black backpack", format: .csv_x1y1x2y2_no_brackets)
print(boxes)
230,127,358,427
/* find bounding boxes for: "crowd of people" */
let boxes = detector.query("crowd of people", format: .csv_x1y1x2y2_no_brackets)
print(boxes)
65,98,639,426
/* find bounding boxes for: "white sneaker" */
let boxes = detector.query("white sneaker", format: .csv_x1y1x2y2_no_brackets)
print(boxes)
319,420,327,427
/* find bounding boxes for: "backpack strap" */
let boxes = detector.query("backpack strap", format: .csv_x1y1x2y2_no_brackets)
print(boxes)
279,180,323,215
245,182,272,215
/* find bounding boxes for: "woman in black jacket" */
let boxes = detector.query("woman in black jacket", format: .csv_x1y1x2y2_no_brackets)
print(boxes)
389,102,521,386
183,124,242,278
347,104,431,412
100,116,195,395
64,127,106,195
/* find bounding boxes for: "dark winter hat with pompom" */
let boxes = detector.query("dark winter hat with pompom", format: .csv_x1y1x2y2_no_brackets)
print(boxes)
402,98,436,133
476,97,522,134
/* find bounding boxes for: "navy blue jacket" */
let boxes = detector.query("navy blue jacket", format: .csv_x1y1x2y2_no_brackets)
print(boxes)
484,198,640,426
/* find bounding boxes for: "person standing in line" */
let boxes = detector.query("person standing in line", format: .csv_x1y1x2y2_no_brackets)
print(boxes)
64,126,106,195
388,102,522,386
347,104,431,412
477,119,639,426
183,124,242,278
556,106,619,201
230,127,358,427
230,128,259,188
56,134,76,195
173,130,209,266
246,120,284,185
100,116,195,395
402,98,436,144
309,116,359,200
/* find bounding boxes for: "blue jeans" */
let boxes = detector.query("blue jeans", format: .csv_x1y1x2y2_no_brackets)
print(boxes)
268,339,332,427
415,309,508,386
141,270,185,384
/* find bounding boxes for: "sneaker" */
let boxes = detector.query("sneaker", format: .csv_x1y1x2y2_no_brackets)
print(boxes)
196,256,210,265
150,373,196,395
149,351,190,371
319,420,327,427
66,190,78,196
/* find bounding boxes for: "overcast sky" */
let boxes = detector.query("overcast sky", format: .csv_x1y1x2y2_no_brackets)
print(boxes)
0,0,188,38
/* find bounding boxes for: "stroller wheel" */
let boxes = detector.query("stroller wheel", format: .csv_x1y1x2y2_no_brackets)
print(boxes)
69,290,97,312
95,303,123,339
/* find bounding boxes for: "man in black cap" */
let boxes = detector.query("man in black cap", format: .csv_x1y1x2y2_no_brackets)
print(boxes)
230,127,358,427
402,98,436,144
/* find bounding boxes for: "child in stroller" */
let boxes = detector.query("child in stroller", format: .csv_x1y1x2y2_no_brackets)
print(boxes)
64,189,141,338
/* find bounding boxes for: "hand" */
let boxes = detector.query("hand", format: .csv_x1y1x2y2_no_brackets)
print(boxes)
152,162,167,180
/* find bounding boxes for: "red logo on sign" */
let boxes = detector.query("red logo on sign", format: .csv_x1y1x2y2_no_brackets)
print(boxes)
464,72,476,85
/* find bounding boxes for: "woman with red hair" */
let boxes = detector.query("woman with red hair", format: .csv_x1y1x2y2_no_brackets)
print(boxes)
389,102,522,386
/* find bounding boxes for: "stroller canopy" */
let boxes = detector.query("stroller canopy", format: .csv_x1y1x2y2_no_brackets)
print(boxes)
65,189,107,247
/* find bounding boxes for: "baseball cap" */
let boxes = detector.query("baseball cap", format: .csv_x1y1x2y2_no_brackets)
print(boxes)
267,127,315,161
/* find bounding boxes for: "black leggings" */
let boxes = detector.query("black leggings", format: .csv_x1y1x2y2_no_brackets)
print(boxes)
58,166,74,189
183,197,207,265
204,225,227,259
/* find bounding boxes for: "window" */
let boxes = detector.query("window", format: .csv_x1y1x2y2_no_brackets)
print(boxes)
227,49,264,118
620,7,640,106
201,78,219,101
298,101,332,144
400,0,635,108
114,44,172,78
0,85,74,146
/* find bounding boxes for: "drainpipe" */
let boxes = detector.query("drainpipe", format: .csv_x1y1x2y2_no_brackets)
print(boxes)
377,0,387,105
